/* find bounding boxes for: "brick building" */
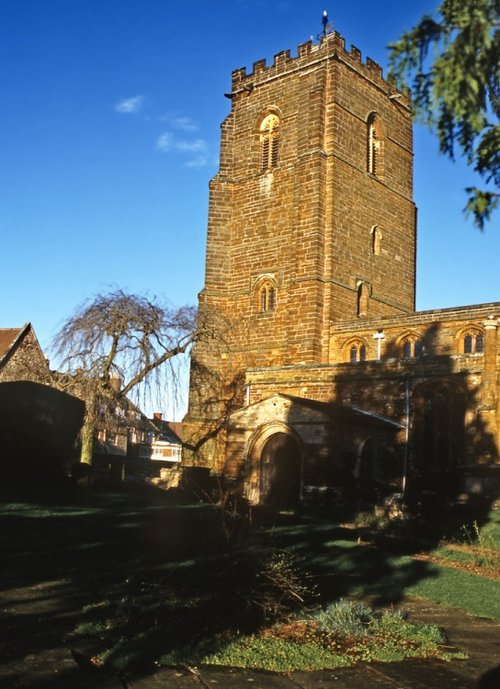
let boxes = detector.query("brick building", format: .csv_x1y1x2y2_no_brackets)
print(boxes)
185,30,499,507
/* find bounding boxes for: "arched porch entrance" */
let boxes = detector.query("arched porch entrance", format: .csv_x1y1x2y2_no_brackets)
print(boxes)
246,423,303,508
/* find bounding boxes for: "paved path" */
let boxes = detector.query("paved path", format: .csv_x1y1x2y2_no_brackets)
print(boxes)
1,593,499,688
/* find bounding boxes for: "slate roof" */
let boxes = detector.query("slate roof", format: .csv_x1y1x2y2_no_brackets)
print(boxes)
150,417,183,444
231,392,405,430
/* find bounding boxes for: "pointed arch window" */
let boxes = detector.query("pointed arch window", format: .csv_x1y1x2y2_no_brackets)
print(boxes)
402,336,423,359
356,281,370,318
258,280,276,313
367,113,385,178
462,330,484,354
371,225,382,255
260,114,280,171
348,341,366,364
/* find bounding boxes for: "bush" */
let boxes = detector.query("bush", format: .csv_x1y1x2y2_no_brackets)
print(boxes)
311,599,374,637
216,548,313,631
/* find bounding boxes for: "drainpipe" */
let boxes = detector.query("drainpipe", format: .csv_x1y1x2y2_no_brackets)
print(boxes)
373,330,385,360
402,377,410,496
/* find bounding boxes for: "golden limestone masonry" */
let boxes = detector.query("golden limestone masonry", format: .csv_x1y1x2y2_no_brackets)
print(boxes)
184,29,499,509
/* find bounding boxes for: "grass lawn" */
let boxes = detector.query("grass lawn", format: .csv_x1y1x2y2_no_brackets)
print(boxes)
1,485,498,673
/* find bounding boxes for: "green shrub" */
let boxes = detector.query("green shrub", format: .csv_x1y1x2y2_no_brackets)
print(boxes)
202,636,350,672
311,599,373,637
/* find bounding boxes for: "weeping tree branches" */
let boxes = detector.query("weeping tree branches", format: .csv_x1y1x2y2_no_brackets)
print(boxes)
388,0,499,229
52,289,198,463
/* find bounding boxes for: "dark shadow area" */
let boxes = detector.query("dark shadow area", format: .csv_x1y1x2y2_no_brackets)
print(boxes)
258,514,436,605
0,381,84,480
325,320,498,539
0,484,311,686
478,665,500,688
0,485,229,686
0,480,498,688
261,432,301,509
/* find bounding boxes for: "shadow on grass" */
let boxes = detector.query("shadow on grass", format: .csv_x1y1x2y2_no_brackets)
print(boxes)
261,515,436,605
0,482,233,686
0,482,494,687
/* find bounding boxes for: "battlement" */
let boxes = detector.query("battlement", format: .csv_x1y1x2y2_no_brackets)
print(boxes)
231,30,409,104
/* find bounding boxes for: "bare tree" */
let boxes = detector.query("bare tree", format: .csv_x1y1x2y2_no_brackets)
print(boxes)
52,289,197,464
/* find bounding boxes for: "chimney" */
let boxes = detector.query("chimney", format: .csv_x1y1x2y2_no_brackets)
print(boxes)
153,412,163,420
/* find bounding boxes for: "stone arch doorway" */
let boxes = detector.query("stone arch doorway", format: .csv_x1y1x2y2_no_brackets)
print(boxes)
246,423,303,508
260,432,301,509
356,438,377,488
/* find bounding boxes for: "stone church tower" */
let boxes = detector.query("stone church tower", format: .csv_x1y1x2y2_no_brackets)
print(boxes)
187,31,415,449
185,28,499,505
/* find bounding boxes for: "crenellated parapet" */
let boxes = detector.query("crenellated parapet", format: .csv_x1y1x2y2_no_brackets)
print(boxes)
230,31,410,107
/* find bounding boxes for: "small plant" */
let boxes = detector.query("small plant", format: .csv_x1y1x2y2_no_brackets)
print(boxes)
219,548,313,630
461,520,500,575
312,599,374,637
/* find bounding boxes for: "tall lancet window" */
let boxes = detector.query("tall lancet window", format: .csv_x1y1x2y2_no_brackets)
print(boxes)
260,114,280,171
367,113,384,178
259,281,276,313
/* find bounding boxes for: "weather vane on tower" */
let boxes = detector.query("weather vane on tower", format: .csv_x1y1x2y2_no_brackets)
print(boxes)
319,10,332,39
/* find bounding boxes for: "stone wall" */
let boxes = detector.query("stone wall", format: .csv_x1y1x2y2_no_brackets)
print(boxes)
0,328,51,385
188,30,416,430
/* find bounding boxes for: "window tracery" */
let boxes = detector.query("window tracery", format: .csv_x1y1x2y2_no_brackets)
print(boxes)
260,113,280,171
401,336,423,359
462,330,484,354
367,113,384,177
348,341,367,363
258,280,276,313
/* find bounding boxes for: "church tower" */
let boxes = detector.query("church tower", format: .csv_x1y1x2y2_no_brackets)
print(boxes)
186,29,416,459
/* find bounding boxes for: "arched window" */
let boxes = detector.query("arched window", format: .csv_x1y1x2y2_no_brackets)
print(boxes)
402,336,423,359
367,113,385,177
260,114,280,171
356,281,370,318
258,281,276,313
462,330,484,354
348,341,366,363
371,225,382,255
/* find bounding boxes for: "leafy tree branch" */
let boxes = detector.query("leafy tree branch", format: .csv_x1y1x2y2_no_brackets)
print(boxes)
388,0,499,229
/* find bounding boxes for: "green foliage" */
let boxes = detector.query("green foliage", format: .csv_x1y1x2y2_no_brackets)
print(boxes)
478,508,500,548
312,599,374,637
388,0,500,228
186,637,350,672
373,610,445,646
157,603,463,672
460,519,500,573
406,560,500,618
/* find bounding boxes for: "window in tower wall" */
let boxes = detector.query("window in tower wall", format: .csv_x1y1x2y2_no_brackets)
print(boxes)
260,114,280,171
371,225,382,255
259,283,276,313
367,113,384,177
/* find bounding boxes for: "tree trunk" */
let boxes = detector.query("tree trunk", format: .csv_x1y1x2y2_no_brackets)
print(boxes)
80,419,95,464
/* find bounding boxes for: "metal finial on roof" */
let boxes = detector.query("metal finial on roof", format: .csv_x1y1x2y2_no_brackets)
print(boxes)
319,10,332,40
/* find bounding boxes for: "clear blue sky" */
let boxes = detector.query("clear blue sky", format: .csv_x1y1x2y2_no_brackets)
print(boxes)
1,1,498,402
